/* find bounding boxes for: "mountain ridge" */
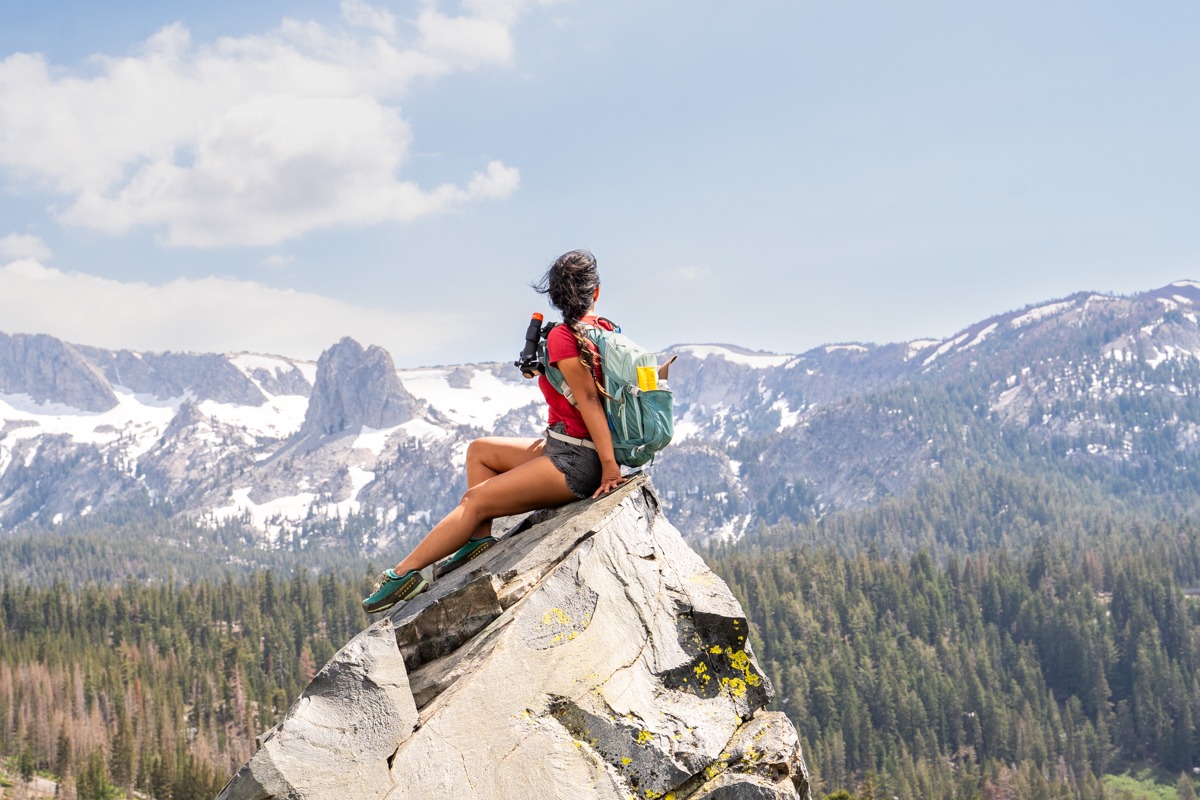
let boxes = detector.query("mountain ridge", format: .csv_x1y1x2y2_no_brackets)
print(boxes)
3,279,1200,554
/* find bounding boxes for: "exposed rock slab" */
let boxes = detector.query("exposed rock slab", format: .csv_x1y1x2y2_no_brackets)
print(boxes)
216,621,418,800
217,476,810,800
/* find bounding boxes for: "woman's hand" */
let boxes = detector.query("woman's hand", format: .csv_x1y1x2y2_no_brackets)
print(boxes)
593,461,626,498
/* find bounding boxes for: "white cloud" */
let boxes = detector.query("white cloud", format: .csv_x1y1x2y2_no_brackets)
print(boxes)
0,2,526,248
262,253,296,269
0,233,51,261
0,259,469,361
341,0,397,35
416,9,514,66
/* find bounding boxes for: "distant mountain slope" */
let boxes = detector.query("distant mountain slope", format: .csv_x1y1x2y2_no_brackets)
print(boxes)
657,281,1200,537
0,335,542,552
3,281,1200,552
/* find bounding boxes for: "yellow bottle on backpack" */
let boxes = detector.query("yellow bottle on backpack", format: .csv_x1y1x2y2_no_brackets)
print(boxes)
636,366,658,391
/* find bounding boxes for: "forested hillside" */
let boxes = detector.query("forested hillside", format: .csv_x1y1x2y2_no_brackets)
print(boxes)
4,524,1200,799
0,570,371,799
716,538,1200,799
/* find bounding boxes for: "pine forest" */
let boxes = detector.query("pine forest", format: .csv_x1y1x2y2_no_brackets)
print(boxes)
4,498,1200,799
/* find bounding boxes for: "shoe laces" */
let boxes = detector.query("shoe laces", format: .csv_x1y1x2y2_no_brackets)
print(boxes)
371,571,395,592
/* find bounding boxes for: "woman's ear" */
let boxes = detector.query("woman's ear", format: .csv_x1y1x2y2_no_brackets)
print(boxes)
593,286,601,303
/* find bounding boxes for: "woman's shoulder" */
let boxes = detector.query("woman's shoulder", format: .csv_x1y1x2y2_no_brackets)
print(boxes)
546,322,581,360
548,322,576,343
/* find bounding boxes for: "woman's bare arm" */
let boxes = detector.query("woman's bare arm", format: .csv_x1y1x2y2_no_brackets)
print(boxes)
557,355,624,496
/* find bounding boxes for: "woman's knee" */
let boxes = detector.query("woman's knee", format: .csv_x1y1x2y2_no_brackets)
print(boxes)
458,483,494,523
466,437,489,460
466,437,500,470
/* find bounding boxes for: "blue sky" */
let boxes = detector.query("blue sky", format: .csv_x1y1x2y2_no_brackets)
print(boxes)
0,1,1197,366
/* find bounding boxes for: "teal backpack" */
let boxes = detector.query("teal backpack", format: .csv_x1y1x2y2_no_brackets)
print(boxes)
539,320,674,467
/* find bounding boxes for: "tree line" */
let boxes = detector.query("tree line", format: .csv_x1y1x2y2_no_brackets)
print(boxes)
4,521,1200,799
712,537,1200,799
0,569,372,799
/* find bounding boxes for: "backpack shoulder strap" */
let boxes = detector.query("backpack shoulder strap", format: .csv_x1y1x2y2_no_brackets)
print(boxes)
538,321,609,407
537,323,575,405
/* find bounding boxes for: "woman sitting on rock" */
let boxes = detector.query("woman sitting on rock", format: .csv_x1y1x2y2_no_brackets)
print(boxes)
363,249,625,613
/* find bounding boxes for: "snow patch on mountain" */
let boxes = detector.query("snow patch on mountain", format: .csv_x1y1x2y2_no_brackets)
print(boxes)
0,388,179,456
450,440,470,470
923,332,970,367
1148,346,1181,369
230,353,314,384
208,465,379,541
210,487,316,533
964,322,999,350
352,426,400,456
772,399,801,430
346,466,375,509
1011,300,1075,328
399,418,452,441
905,339,941,361
196,396,308,440
348,417,454,458
672,406,706,441
711,514,753,544
399,367,537,428
676,344,793,368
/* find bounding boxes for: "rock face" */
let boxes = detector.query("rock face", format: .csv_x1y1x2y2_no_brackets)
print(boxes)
300,338,419,439
217,477,811,800
0,332,118,412
225,622,419,799
78,347,271,406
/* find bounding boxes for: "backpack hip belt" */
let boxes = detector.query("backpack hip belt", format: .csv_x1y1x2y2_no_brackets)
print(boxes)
545,427,597,450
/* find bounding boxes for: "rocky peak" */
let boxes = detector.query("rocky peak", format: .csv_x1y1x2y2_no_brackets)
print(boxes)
0,332,118,412
300,337,418,439
217,477,811,800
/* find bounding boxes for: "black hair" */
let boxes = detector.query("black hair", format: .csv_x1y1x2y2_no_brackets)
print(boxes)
533,249,605,389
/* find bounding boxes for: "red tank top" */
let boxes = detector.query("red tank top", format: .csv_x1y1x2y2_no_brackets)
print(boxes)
537,316,612,439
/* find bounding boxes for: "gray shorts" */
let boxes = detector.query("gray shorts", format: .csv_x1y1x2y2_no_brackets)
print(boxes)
545,423,603,498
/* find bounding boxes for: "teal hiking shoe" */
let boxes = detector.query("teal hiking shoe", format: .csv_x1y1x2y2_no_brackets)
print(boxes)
434,535,497,579
362,568,427,613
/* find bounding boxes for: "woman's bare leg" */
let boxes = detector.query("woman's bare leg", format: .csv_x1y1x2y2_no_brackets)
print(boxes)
466,437,544,487
393,454,576,574
463,437,544,539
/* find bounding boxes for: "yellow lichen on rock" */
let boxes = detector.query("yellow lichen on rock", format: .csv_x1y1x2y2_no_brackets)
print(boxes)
716,646,764,689
542,607,571,625
720,676,748,698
